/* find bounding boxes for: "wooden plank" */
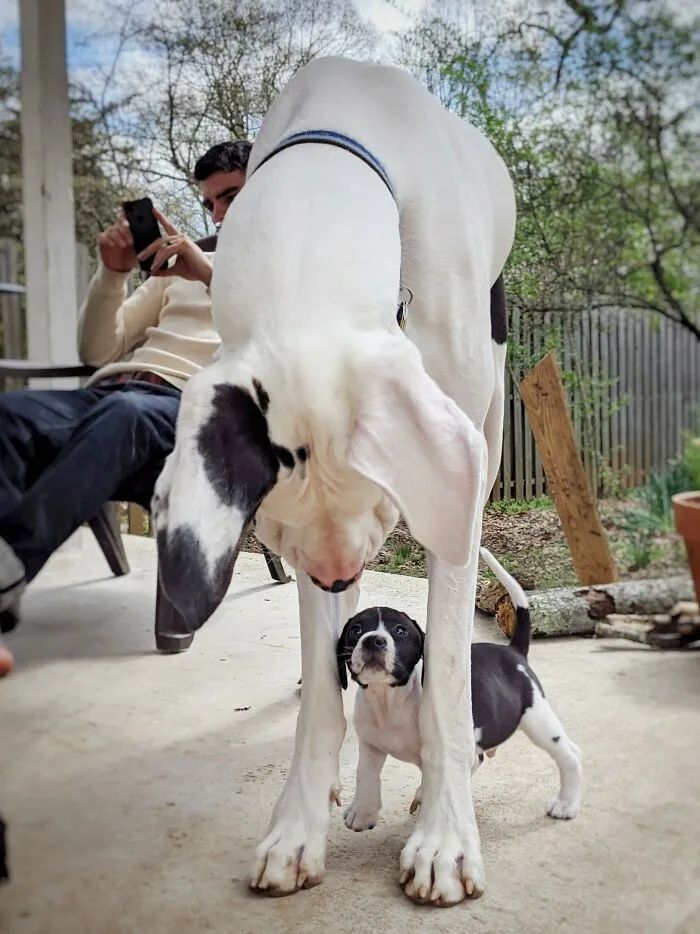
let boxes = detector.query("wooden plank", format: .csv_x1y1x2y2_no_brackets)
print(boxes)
512,310,524,500
634,312,644,485
616,311,628,487
581,310,595,490
534,314,547,497
673,321,682,457
651,314,662,470
643,314,653,479
520,351,618,585
523,313,534,499
662,321,672,464
599,310,612,486
502,353,513,501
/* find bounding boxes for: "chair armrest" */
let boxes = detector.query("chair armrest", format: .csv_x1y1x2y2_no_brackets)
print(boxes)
0,359,95,379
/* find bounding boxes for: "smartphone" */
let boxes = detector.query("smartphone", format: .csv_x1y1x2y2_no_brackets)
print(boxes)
123,197,162,272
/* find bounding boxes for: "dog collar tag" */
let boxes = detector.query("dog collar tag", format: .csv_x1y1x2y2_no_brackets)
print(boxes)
397,286,413,332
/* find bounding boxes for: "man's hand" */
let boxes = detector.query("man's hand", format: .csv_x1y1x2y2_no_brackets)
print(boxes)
98,213,138,273
137,210,213,286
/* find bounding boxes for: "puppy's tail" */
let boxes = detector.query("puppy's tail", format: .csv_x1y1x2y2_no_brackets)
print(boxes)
479,547,531,656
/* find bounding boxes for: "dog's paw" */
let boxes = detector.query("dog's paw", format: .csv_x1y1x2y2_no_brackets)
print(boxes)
343,799,380,831
249,808,328,896
399,826,485,906
547,796,579,820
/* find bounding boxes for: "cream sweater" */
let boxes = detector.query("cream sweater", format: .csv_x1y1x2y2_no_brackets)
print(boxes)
77,260,220,389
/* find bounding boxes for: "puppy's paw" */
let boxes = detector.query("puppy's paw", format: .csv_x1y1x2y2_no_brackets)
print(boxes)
343,799,380,831
547,796,579,820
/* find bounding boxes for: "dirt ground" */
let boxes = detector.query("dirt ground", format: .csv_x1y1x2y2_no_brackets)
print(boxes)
244,498,687,592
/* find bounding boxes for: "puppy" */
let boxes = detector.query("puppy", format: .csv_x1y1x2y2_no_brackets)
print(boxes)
336,548,582,831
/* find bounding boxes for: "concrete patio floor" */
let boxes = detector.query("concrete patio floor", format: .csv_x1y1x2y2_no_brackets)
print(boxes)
1,531,698,934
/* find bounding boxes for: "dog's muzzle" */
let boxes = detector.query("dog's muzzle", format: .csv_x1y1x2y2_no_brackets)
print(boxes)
309,569,363,593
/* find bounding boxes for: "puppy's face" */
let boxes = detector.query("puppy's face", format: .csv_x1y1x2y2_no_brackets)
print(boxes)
336,607,424,689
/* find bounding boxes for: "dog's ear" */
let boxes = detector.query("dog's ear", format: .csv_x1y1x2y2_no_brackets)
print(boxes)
153,374,279,632
408,616,425,686
336,621,350,690
348,344,487,567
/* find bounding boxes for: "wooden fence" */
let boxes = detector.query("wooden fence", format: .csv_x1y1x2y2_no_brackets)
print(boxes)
495,307,700,499
2,238,698,502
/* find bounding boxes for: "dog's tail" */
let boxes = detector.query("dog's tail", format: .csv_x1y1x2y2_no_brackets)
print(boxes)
479,547,531,656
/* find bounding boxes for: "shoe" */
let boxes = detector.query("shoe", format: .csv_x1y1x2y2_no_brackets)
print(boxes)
0,535,25,613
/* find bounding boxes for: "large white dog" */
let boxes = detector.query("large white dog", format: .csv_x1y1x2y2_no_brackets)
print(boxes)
153,57,515,906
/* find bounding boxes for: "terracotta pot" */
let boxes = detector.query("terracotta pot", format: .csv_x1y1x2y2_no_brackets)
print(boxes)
672,491,700,602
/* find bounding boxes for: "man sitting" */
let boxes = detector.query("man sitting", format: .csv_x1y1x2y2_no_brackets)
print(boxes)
0,140,252,644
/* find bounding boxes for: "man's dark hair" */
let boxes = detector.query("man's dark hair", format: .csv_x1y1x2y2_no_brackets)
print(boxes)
194,140,253,180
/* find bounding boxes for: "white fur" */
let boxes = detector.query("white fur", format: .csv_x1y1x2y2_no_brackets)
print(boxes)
479,546,528,610
157,57,516,905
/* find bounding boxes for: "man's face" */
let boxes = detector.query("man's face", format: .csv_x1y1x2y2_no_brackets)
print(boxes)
198,168,246,226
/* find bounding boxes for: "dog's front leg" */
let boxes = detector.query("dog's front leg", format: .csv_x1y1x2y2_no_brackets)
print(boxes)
400,551,485,906
249,572,358,896
344,742,386,831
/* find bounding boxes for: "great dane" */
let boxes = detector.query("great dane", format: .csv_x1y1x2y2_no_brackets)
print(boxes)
153,56,515,906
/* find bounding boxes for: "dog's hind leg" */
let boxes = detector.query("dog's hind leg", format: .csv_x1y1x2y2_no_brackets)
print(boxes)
519,688,582,820
249,574,359,895
344,742,387,831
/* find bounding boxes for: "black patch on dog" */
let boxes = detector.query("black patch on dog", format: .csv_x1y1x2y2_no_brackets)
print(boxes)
197,384,278,510
296,445,309,463
252,379,269,414
510,606,532,657
273,444,295,470
157,526,238,632
552,735,561,743
490,274,508,345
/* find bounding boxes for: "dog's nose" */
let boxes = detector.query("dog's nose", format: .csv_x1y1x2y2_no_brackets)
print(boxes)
367,635,387,652
309,570,363,593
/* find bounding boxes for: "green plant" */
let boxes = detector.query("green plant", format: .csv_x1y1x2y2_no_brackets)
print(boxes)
391,544,413,567
637,444,698,531
488,495,554,517
616,509,664,570
682,437,700,489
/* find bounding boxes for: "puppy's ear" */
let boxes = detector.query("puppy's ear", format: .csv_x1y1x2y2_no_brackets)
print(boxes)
408,616,426,686
336,621,350,691
153,373,279,632
348,343,487,567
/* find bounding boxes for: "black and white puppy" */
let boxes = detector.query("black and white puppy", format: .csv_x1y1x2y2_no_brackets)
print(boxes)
336,548,582,831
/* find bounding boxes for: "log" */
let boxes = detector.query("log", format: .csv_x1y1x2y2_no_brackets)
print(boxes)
520,352,618,585
595,605,700,649
492,575,695,638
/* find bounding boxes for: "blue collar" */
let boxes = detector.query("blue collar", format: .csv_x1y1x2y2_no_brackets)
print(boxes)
252,129,396,201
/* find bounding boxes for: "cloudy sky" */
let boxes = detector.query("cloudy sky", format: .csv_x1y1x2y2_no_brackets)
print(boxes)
0,0,427,72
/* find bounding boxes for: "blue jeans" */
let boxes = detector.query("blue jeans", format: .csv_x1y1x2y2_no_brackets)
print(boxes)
0,380,180,582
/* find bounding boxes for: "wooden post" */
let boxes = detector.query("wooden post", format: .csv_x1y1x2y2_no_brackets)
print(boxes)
520,351,618,585
0,240,24,360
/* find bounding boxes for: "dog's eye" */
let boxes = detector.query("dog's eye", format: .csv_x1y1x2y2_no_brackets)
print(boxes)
394,625,408,637
350,624,362,639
